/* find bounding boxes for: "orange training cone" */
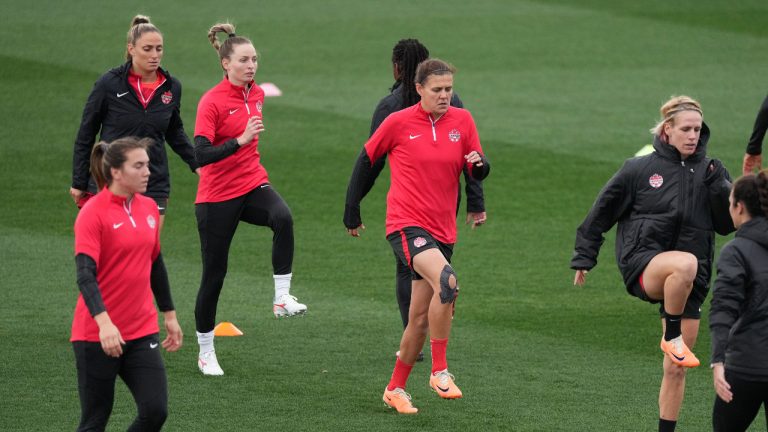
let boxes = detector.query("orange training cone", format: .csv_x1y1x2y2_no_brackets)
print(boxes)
213,322,243,337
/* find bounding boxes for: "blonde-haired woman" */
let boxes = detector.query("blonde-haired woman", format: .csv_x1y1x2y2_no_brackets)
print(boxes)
71,15,198,231
192,23,306,376
572,96,734,432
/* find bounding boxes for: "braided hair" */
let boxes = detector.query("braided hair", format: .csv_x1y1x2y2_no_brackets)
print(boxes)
391,39,429,108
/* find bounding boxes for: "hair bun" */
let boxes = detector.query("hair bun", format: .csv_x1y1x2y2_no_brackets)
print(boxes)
131,14,151,26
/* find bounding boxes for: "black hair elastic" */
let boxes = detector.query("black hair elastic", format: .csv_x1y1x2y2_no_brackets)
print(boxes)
228,33,236,38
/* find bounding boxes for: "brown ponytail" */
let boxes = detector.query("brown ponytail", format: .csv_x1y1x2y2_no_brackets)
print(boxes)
90,137,153,189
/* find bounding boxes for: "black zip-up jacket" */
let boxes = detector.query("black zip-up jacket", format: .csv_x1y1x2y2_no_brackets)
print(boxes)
571,124,734,300
364,82,485,213
72,62,198,198
710,216,768,378
745,93,768,156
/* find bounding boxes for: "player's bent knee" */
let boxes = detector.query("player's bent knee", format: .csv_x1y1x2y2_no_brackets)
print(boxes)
439,265,459,304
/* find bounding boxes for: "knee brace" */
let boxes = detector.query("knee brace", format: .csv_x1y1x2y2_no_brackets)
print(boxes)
439,265,459,304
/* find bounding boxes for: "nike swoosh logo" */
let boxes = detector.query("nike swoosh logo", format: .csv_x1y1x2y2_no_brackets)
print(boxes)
385,395,392,401
409,134,421,140
436,385,450,392
150,343,158,349
230,109,239,115
117,92,129,98
671,353,685,362
113,222,123,229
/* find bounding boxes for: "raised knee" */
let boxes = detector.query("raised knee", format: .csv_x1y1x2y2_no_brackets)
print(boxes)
270,206,293,229
439,265,459,304
675,254,698,284
663,361,687,380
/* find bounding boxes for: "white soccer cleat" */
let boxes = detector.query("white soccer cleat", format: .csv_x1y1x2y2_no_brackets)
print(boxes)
273,294,307,317
198,350,224,376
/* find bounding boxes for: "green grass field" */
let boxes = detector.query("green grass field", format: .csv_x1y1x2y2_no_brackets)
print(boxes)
2,0,768,430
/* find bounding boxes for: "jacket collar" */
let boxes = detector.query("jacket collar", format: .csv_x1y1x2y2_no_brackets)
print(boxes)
652,122,710,163
116,61,172,83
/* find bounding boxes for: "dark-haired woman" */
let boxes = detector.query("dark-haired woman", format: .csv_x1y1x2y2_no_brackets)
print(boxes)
345,58,490,414
71,15,199,231
72,137,182,431
572,96,734,432
347,40,486,362
710,172,768,432
193,23,306,376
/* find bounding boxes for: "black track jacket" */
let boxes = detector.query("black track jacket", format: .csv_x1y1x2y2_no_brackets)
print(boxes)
571,124,734,301
710,216,768,378
72,62,198,198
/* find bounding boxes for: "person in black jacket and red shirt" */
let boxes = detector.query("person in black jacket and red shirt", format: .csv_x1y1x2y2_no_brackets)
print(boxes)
357,39,487,362
70,15,199,232
571,95,734,432
742,94,768,175
710,171,768,432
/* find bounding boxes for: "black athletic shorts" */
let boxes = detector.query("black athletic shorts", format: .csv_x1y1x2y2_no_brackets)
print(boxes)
387,226,454,280
151,197,168,215
628,273,704,319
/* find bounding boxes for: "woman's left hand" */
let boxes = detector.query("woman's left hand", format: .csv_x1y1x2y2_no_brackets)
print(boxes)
162,311,183,352
465,151,484,166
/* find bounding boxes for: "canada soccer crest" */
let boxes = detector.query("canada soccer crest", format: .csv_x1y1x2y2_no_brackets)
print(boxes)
161,91,172,104
413,237,427,248
448,129,461,142
255,100,263,112
147,215,156,229
649,173,664,189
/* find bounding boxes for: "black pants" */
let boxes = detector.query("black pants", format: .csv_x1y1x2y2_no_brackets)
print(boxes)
73,334,167,432
394,254,412,328
195,184,294,332
712,370,768,432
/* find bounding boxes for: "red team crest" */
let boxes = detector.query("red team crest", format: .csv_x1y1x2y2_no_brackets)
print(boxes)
413,237,427,248
256,100,263,112
147,215,156,229
649,174,664,189
161,91,172,105
448,129,461,142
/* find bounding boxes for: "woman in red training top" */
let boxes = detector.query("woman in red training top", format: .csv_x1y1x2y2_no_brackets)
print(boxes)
193,23,307,376
345,58,490,414
72,137,182,431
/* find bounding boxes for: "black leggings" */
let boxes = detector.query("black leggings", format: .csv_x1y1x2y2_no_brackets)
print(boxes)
712,370,768,432
195,184,294,333
73,334,167,432
394,254,412,328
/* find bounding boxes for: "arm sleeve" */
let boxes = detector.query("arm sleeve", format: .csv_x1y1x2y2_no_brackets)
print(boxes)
746,94,768,156
709,245,747,364
164,85,199,172
704,159,736,236
462,167,485,212
463,113,490,181
75,253,106,317
344,148,378,229
571,162,635,270
194,136,240,167
72,80,106,190
150,253,174,312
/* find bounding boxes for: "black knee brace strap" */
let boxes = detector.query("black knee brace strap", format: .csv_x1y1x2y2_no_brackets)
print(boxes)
439,265,459,304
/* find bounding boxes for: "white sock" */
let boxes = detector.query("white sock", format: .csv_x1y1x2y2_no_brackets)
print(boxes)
196,330,215,355
273,273,292,302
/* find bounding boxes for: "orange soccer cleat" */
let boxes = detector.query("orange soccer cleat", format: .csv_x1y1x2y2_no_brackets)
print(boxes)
383,387,418,414
429,370,463,399
660,336,700,368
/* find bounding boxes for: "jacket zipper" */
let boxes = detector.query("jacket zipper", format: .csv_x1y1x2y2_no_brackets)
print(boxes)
123,200,136,228
135,76,167,109
243,84,252,116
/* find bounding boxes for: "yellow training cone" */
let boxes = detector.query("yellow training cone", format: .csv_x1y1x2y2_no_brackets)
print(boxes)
214,322,243,337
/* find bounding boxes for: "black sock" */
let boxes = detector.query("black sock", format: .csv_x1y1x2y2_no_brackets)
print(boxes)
659,418,676,432
664,312,682,341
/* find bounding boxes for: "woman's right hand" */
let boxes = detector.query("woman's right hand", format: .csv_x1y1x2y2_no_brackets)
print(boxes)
712,363,733,403
237,116,265,145
573,269,588,286
94,312,125,357
69,187,85,204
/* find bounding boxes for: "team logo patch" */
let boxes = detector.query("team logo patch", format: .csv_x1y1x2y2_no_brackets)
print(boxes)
413,237,427,248
147,215,156,229
161,91,172,104
255,100,263,112
649,173,664,189
448,129,461,142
